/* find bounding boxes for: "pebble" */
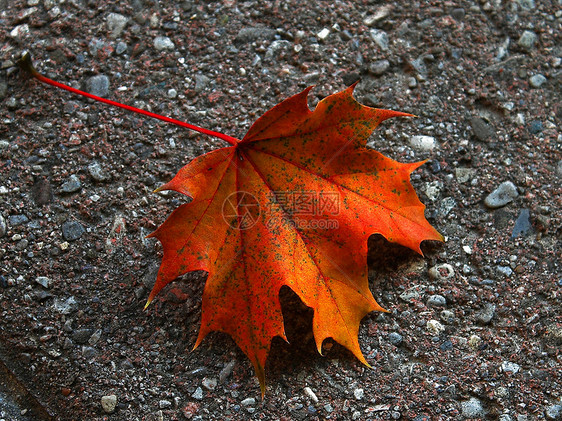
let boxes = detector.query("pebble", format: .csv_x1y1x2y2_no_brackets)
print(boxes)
72,328,94,344
35,276,51,288
468,335,482,349
388,332,403,345
154,36,175,51
370,29,389,51
106,12,128,39
82,346,97,359
461,397,485,418
470,116,494,141
369,59,390,75
0,213,6,237
234,27,276,44
428,264,455,281
62,221,85,241
159,400,172,409
167,88,177,99
317,28,330,40
194,74,211,93
363,5,392,25
33,178,53,205
529,74,546,88
241,397,256,406
451,8,465,20
501,361,521,374
440,310,455,324
353,388,364,400
427,294,447,307
512,209,532,237
115,41,127,55
528,120,543,134
409,135,436,151
484,181,519,208
88,161,109,182
202,377,217,390
426,319,445,335
219,360,236,383
191,387,203,400
476,303,496,325
101,394,117,414
517,30,537,50
497,265,513,277
60,174,82,193
9,214,29,226
304,386,318,403
86,75,110,97
545,404,562,420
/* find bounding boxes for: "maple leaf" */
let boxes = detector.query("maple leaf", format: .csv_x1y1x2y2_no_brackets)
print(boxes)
146,85,443,395
17,53,442,396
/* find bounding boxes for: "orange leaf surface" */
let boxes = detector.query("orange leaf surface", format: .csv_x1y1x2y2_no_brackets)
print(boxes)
147,85,443,395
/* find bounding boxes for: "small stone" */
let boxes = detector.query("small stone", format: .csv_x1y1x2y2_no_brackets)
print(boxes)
82,346,97,359
455,168,476,183
545,404,562,420
427,294,447,307
0,213,6,237
529,74,546,88
85,75,110,97
440,310,455,324
410,135,436,151
501,361,521,374
517,30,537,50
476,303,496,325
370,29,389,51
451,8,465,20
60,175,82,193
388,332,403,345
304,386,318,403
234,27,276,44
353,388,364,400
115,41,127,55
484,181,519,208
241,397,256,406
363,5,392,25
72,328,94,344
512,209,532,238
159,400,172,409
167,88,177,98
369,59,390,75
202,377,217,390
468,335,482,349
461,397,485,418
35,276,51,288
9,214,29,226
426,319,445,335
62,221,85,241
107,12,128,38
497,265,513,277
470,117,494,141
101,394,117,414
194,74,211,93
528,120,543,134
428,264,455,281
317,28,330,40
408,77,417,88
191,387,203,400
219,360,236,383
88,161,109,182
33,178,53,205
10,24,29,39
154,36,175,50
516,0,535,10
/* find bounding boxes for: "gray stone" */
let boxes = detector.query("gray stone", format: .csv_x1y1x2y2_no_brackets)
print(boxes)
88,161,109,182
82,345,97,359
476,303,496,325
370,29,389,51
60,174,82,193
101,394,117,414
529,74,546,88
410,135,436,151
484,181,519,208
0,82,7,99
429,264,455,281
9,214,29,226
461,397,485,418
369,59,390,75
72,328,94,344
518,30,537,50
501,361,521,374
427,294,447,307
512,209,532,237
353,388,364,400
194,74,211,93
388,332,403,345
154,36,175,51
545,404,562,420
191,387,203,400
451,8,465,20
219,360,236,383
470,116,494,141
0,213,6,237
35,276,51,288
115,41,127,55
107,12,128,38
86,75,110,97
159,400,172,409
241,397,256,406
516,0,535,9
62,221,85,241
497,265,513,276
202,377,217,390
234,27,276,44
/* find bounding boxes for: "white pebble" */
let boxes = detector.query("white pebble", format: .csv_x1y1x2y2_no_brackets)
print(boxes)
304,386,318,403
409,135,436,151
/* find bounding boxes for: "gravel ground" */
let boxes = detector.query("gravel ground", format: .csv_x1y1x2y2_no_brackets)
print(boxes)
1,0,561,420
